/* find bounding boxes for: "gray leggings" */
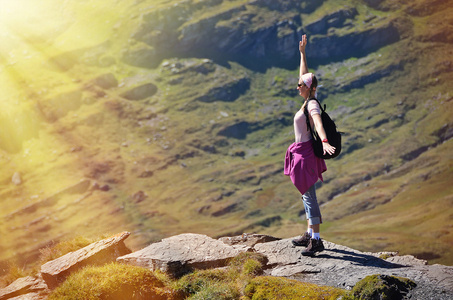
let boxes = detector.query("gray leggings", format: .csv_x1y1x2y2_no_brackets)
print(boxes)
302,184,322,225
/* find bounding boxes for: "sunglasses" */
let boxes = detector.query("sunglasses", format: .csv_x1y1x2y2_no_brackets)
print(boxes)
297,82,306,88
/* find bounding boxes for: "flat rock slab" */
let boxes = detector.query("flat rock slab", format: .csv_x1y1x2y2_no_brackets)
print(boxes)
40,231,131,289
0,275,48,300
253,237,453,299
117,233,240,277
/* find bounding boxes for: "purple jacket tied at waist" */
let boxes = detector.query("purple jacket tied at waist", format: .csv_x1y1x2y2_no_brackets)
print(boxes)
284,141,327,195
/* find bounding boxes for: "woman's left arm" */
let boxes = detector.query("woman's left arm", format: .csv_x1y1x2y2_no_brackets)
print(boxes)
312,114,336,155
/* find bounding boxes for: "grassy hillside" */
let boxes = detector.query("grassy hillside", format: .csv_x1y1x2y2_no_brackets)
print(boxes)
0,0,452,276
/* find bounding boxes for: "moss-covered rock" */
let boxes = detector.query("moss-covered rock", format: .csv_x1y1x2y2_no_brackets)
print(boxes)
352,274,416,300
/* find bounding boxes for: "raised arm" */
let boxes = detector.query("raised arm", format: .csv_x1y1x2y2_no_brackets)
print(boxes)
299,34,309,78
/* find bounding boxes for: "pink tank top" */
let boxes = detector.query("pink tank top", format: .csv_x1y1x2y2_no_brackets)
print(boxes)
293,100,321,143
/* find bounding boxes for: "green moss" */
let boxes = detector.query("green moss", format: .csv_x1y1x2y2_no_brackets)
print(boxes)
242,259,264,277
176,268,240,299
175,252,267,299
244,276,348,300
352,274,416,300
48,263,182,300
378,253,392,260
229,252,267,269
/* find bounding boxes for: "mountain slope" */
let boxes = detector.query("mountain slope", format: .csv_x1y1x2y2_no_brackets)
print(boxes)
0,0,452,275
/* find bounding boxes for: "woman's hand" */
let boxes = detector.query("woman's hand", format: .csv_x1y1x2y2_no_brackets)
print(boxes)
299,34,307,54
322,141,336,156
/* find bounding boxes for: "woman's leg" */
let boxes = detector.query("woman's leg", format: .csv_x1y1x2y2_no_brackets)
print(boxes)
302,184,325,256
302,184,322,233
308,221,320,234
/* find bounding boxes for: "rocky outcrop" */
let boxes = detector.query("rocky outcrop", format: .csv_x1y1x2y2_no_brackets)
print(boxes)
305,7,358,35
2,232,452,299
307,20,401,60
195,77,250,103
158,57,251,104
248,0,322,13
40,231,131,289
249,235,452,300
1,232,131,299
117,233,453,299
125,1,404,69
117,233,240,278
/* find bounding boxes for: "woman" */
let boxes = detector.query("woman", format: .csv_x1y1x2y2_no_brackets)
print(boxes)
284,34,336,256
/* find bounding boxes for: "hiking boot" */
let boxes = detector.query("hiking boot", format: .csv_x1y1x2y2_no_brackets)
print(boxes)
292,232,311,247
301,238,325,256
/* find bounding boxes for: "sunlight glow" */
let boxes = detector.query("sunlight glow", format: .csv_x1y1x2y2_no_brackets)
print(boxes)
0,0,119,179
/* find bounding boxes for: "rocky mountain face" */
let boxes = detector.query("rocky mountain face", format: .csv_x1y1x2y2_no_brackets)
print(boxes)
125,0,405,69
0,0,452,279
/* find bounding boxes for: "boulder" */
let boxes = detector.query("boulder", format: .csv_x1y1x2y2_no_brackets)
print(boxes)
92,73,118,89
117,233,240,278
40,232,131,289
120,83,158,100
352,274,416,300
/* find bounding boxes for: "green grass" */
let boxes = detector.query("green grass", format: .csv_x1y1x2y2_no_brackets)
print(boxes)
244,276,347,300
48,263,181,300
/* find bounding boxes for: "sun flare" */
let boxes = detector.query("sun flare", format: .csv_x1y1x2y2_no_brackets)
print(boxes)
0,0,122,191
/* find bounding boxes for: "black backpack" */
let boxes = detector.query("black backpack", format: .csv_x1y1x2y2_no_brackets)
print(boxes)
304,98,342,159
